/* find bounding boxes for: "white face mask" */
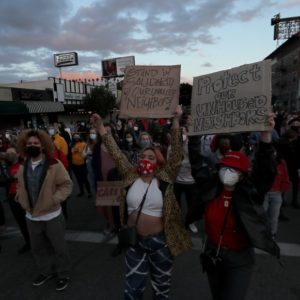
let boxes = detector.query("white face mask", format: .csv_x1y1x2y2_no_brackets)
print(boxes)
182,134,187,142
126,137,133,143
219,168,240,187
90,133,97,140
48,128,55,136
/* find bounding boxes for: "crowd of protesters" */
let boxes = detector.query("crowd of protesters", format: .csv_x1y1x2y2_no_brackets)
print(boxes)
0,109,299,299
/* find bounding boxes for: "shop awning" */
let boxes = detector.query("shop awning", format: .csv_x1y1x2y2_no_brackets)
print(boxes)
22,101,64,113
0,101,29,115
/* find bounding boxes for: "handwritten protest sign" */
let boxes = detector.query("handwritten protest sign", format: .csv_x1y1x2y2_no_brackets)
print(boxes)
96,181,123,206
119,65,180,118
189,60,272,135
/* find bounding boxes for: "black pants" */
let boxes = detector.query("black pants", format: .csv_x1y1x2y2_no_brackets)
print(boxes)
8,194,30,245
290,175,299,205
204,242,254,300
173,182,197,226
26,213,71,278
72,164,91,195
0,199,5,226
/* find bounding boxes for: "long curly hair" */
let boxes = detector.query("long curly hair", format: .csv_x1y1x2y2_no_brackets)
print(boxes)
17,129,54,160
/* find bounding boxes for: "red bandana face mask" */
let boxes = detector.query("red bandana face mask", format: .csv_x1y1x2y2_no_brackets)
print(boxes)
137,159,156,175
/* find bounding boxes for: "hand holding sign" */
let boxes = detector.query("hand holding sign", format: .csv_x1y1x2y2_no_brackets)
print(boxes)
260,112,276,143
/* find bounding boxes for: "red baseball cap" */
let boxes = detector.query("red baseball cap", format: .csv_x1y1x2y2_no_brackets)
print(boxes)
219,151,250,173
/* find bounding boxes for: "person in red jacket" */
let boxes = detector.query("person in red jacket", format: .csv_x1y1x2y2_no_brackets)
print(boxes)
5,147,31,254
263,144,290,239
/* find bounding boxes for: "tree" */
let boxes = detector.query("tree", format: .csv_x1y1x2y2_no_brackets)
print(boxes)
83,86,116,118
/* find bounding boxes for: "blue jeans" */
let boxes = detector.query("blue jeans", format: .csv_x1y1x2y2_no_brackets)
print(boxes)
124,232,174,300
263,192,283,236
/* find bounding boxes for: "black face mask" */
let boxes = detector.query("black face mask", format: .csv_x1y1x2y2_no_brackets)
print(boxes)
26,146,41,158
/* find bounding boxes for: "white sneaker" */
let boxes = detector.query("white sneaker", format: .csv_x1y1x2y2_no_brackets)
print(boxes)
189,223,198,233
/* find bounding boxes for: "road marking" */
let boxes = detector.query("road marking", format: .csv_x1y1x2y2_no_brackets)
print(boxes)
2,227,300,257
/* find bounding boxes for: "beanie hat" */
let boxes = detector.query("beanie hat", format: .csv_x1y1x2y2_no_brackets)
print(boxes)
219,151,250,173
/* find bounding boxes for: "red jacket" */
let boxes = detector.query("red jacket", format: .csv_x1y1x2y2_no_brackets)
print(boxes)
8,162,21,195
270,160,290,193
53,149,68,169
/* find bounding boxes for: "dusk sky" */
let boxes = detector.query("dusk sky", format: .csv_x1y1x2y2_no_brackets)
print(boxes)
0,0,299,84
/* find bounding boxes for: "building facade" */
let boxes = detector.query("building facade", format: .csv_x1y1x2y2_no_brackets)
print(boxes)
0,77,111,130
266,32,300,112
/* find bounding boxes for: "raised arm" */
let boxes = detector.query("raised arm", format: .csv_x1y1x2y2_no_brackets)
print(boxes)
90,114,132,177
161,105,184,180
252,113,277,197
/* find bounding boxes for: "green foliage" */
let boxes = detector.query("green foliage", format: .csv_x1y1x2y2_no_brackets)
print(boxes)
83,86,116,118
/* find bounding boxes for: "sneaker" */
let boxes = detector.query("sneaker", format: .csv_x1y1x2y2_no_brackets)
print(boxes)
189,223,198,234
56,278,70,291
32,274,54,286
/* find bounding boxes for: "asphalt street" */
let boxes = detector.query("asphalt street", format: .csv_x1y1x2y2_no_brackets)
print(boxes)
1,186,300,300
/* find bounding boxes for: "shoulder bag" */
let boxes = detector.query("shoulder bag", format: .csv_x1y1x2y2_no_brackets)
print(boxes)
118,179,152,247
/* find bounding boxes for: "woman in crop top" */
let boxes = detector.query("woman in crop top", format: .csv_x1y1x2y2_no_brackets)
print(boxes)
91,105,192,300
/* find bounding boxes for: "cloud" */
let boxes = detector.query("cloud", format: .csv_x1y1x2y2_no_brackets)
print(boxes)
279,0,300,8
233,0,276,22
201,62,213,67
0,0,281,83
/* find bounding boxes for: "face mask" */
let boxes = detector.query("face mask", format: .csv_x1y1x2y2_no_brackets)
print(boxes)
73,135,80,141
133,126,139,131
48,128,55,136
81,122,85,126
5,133,10,139
182,134,187,142
219,168,240,187
90,133,97,140
126,137,133,143
140,140,151,148
26,146,41,158
137,159,157,175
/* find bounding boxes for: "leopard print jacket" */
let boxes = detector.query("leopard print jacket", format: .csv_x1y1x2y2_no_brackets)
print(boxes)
101,128,193,256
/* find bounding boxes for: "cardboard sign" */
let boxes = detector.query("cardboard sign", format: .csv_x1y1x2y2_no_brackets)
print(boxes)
189,60,272,135
95,181,123,206
119,65,181,118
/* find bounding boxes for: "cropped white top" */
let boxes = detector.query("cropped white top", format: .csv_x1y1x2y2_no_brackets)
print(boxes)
126,178,163,217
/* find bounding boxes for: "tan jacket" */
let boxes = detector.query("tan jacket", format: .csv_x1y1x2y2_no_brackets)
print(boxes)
102,128,193,256
16,158,73,217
